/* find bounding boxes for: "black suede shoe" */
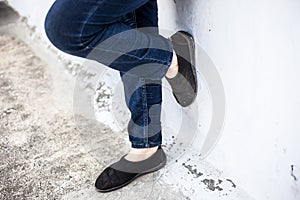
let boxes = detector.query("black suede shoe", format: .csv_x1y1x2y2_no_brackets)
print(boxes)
166,31,197,107
95,145,166,193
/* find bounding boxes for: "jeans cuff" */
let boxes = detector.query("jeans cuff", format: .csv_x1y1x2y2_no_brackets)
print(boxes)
131,141,162,148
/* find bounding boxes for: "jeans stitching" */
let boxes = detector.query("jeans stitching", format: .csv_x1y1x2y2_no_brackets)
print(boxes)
132,10,137,28
79,4,101,46
140,78,149,147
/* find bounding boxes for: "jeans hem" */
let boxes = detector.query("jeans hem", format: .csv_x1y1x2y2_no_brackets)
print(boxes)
131,141,162,148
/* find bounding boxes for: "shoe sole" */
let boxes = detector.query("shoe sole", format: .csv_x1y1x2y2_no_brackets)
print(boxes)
171,31,197,107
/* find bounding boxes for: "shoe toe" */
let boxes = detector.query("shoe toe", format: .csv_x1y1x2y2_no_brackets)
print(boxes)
174,91,195,107
95,167,138,192
95,167,115,191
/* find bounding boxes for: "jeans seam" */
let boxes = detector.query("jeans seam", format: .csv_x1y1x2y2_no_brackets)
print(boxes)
79,4,101,46
132,10,137,28
140,78,149,147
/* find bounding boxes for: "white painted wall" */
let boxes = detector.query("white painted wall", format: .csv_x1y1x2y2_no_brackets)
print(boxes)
6,0,300,199
182,1,300,200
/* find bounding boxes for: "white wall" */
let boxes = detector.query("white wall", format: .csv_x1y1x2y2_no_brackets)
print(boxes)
161,1,300,199
181,1,300,200
7,0,300,199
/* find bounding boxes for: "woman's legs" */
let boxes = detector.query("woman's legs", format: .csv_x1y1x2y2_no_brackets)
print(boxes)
44,0,173,149
117,0,164,160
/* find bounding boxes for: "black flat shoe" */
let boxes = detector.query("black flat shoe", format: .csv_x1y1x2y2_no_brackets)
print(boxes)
166,31,197,107
95,145,166,193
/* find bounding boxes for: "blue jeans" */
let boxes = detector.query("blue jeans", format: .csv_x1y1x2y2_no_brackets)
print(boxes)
44,0,173,148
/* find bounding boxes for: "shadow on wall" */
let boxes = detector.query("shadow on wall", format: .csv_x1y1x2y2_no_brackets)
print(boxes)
174,0,210,34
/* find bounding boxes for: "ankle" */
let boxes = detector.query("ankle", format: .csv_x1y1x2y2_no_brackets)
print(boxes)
125,146,159,162
130,146,158,153
166,51,178,79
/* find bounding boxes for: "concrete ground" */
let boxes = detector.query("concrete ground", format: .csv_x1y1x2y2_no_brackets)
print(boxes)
0,3,253,200
0,3,188,199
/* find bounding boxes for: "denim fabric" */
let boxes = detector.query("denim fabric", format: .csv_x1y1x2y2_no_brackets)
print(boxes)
44,0,173,148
